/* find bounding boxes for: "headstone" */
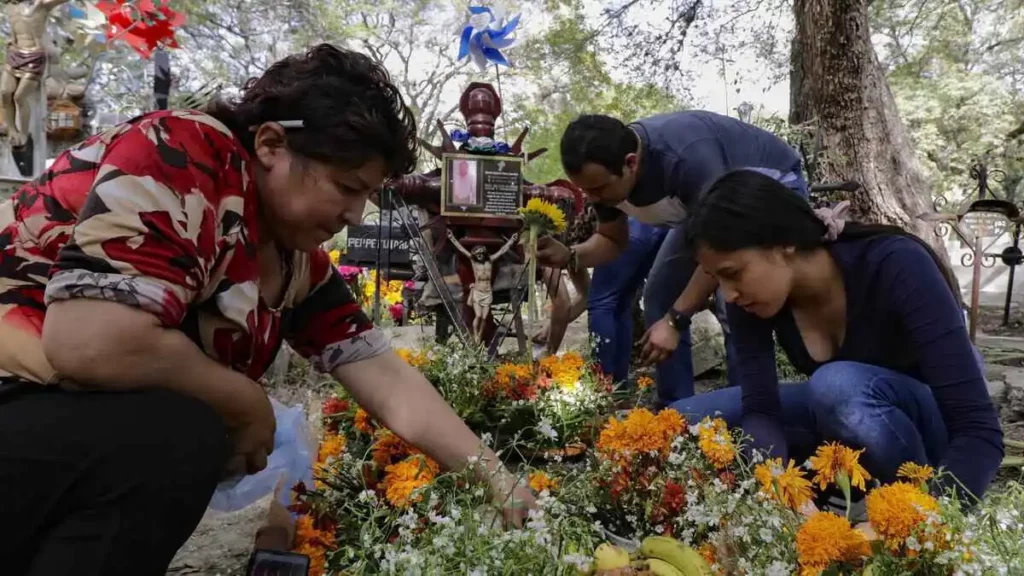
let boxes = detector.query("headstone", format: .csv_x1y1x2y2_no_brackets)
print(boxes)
691,310,725,377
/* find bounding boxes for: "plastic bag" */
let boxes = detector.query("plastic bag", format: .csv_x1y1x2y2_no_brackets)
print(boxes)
208,397,315,513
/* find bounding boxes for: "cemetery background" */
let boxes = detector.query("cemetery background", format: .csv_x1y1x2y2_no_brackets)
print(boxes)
0,0,1021,574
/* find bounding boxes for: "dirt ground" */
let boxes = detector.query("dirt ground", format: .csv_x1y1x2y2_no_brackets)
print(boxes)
169,307,1024,575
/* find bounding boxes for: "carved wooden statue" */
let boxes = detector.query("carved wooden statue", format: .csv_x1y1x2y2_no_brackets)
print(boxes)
1,0,70,174
447,229,518,342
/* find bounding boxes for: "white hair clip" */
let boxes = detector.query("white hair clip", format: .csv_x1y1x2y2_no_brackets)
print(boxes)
277,120,304,129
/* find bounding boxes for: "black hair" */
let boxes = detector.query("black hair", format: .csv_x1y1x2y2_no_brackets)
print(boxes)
686,169,962,305
560,114,638,176
206,44,418,179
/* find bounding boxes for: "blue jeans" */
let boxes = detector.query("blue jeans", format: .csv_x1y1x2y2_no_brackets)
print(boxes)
669,361,949,484
588,218,669,383
645,167,810,403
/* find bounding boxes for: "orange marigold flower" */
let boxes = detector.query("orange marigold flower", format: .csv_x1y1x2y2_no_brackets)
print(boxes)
636,375,654,391
354,408,375,435
528,471,559,493
896,462,935,485
371,430,419,469
796,512,870,576
293,514,335,576
865,482,940,550
755,458,814,511
696,417,737,470
808,442,871,491
597,408,686,463
381,455,439,508
697,541,717,568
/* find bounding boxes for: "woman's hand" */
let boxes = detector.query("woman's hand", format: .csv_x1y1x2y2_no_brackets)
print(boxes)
224,378,276,477
488,472,538,528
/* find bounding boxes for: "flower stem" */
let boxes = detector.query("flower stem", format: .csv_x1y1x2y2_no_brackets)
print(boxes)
527,225,538,326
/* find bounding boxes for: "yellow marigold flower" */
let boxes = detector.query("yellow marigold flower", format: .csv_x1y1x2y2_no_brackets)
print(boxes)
796,511,870,576
528,471,559,493
381,455,439,508
317,433,346,464
520,198,567,233
597,408,686,463
636,375,654,390
354,408,375,435
808,442,871,491
755,458,814,510
696,417,737,470
396,347,429,368
328,249,341,266
539,352,585,389
896,462,934,485
865,482,940,549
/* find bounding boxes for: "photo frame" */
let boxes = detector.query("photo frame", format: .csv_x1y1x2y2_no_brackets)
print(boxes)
440,153,523,219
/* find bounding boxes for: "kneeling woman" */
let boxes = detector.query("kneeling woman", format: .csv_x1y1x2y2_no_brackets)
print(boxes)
0,44,533,575
672,169,1003,501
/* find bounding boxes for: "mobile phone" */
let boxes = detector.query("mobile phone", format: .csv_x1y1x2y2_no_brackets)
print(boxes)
245,549,311,576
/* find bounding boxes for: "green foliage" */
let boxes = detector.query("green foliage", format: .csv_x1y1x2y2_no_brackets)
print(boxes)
870,0,1024,201
504,2,684,184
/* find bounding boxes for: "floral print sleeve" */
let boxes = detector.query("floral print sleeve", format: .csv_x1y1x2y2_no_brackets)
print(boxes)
285,249,390,372
43,112,249,326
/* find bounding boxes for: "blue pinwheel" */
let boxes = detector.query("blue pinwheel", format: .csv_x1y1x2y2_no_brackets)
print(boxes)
457,5,521,72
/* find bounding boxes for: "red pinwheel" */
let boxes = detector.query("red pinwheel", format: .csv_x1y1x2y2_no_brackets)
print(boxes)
96,0,186,59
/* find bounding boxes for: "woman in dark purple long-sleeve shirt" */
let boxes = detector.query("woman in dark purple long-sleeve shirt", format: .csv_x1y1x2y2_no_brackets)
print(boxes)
671,169,1004,504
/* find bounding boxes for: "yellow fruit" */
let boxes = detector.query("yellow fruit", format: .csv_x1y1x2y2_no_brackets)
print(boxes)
639,536,713,575
594,542,632,570
646,558,685,576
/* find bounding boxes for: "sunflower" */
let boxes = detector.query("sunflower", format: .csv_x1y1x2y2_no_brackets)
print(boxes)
796,511,870,576
755,457,814,510
519,198,567,234
808,442,871,491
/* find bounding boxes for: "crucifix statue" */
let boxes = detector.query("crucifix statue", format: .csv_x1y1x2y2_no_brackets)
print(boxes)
1,0,70,167
446,229,518,343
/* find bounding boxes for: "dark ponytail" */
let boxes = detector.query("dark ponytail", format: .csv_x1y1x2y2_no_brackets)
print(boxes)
686,169,963,307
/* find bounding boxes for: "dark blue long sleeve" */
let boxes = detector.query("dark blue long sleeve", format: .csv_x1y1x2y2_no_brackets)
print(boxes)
875,240,1003,498
726,302,790,460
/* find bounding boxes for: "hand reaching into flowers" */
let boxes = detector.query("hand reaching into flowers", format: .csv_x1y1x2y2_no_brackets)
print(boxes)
489,471,538,529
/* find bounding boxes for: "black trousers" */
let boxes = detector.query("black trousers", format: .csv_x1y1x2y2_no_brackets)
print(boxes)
0,381,230,576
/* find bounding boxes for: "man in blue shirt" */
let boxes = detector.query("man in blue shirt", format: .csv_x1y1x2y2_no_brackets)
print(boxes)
536,111,808,404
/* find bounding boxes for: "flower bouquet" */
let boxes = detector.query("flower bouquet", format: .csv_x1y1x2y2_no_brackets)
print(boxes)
292,394,597,575
408,341,615,458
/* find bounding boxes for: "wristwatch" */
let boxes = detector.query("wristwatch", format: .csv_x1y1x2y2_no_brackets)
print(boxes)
664,308,686,331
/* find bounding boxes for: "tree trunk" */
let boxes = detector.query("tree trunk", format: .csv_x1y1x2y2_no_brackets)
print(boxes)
789,0,948,258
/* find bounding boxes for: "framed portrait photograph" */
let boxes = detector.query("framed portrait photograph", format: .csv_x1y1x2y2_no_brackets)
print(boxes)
440,153,523,219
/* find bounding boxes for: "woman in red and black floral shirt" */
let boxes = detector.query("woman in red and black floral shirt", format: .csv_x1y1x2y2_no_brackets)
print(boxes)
0,44,533,575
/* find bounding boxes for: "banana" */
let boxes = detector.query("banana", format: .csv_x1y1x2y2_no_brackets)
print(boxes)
646,558,685,576
594,542,632,571
639,536,713,576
